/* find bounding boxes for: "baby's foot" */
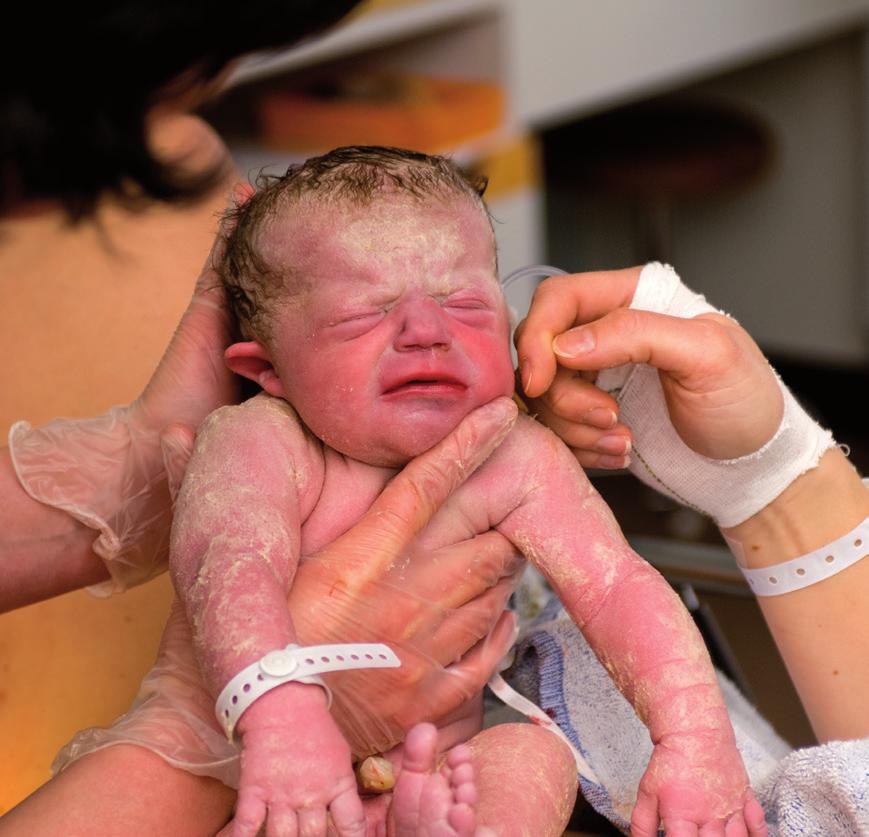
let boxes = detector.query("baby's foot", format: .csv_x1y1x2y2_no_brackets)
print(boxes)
389,723,491,837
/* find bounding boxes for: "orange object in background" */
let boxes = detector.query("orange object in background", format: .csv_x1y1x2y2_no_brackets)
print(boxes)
256,73,505,154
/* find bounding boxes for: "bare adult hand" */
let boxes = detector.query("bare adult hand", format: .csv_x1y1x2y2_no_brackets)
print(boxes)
515,265,782,467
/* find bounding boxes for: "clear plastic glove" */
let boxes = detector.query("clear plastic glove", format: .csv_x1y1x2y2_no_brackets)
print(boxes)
228,685,365,837
55,399,522,780
8,185,252,595
289,531,520,758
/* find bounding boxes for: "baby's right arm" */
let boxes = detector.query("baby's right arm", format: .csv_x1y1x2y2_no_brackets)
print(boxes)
169,394,365,836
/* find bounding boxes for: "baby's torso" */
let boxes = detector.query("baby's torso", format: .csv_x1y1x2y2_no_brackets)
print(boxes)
296,410,549,561
234,394,608,595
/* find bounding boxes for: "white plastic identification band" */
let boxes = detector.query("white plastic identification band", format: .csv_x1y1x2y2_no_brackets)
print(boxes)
216,642,400,738
736,514,869,596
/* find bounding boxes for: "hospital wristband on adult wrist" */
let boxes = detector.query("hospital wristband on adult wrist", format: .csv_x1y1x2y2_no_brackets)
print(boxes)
216,642,401,738
732,513,869,596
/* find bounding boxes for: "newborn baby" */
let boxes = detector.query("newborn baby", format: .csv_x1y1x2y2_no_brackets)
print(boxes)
170,145,766,837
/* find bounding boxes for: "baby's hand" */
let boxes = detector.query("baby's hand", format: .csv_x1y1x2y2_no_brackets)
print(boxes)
229,683,366,837
631,731,768,837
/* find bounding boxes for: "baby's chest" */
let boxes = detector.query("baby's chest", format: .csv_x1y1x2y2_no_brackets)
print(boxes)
298,454,521,558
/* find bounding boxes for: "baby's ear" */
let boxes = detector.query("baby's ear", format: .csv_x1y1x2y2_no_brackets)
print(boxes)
224,341,286,398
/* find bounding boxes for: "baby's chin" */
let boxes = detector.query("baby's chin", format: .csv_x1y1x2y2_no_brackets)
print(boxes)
327,418,465,469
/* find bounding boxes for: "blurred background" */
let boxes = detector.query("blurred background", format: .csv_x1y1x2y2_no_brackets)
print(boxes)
4,1,869,831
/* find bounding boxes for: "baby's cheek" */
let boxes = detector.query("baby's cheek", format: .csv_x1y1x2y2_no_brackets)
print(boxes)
470,334,516,397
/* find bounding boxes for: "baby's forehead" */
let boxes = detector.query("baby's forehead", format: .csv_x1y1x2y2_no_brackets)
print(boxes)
258,191,496,279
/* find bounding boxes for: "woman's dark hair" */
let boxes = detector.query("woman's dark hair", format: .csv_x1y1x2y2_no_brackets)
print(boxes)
1,1,360,221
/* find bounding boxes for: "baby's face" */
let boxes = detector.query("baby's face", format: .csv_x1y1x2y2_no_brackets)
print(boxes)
261,194,515,466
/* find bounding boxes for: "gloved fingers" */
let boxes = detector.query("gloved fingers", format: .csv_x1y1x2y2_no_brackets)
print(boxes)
392,627,512,729
154,597,194,658
134,186,255,437
426,586,517,667
317,397,518,587
197,181,254,299
394,531,522,613
160,423,196,502
514,267,642,398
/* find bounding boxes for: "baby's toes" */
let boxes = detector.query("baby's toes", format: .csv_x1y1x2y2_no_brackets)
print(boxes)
446,801,477,837
447,761,477,808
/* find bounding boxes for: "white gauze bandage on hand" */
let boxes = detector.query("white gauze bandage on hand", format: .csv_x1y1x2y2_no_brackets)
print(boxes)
9,405,172,595
596,262,837,528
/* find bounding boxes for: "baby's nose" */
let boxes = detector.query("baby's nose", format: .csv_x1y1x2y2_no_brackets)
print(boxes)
393,297,452,351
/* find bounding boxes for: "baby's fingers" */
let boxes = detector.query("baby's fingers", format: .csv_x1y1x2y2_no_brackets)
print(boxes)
629,788,661,837
294,806,325,837
740,795,768,837
263,806,299,837
327,787,367,837
230,791,268,837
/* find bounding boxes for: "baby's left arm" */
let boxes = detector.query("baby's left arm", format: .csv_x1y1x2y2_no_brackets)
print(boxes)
496,419,766,836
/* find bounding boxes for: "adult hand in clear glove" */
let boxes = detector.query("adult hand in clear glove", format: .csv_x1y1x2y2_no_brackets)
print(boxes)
15,398,521,835
167,396,524,758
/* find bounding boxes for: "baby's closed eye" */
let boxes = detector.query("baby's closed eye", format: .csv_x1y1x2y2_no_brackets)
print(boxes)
326,309,387,339
443,292,498,325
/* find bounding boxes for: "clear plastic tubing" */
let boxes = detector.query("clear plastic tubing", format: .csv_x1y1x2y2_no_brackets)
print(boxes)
501,264,567,292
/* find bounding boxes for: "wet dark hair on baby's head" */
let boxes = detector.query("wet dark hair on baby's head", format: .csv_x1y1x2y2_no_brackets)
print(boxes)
219,145,491,343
